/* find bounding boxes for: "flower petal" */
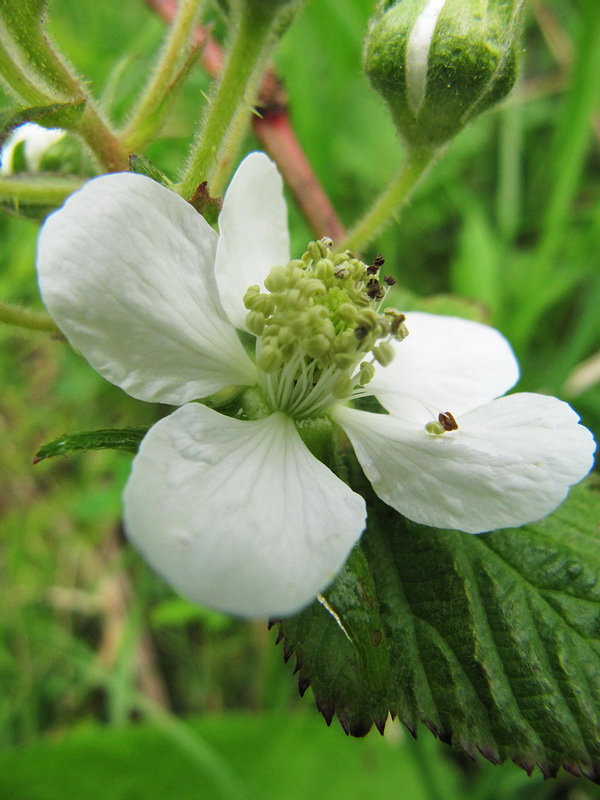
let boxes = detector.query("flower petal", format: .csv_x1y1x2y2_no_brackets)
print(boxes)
369,312,520,421
334,393,595,534
123,404,366,618
37,173,256,405
215,152,290,329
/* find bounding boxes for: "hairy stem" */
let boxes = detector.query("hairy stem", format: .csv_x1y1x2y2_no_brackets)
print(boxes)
177,7,277,198
0,302,59,334
122,0,205,151
338,148,437,255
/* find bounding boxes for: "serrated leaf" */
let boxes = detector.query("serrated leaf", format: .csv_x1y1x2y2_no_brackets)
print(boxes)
277,481,600,782
34,427,148,462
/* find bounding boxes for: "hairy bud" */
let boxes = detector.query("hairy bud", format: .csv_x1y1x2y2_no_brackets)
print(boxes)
363,0,524,148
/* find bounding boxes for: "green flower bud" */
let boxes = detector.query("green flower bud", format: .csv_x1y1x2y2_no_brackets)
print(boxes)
363,0,524,148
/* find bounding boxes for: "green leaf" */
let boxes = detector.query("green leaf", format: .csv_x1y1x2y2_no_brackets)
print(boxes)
0,712,466,800
34,427,149,462
276,481,600,782
0,100,86,149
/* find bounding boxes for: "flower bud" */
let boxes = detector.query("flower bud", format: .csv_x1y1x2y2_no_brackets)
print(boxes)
1,123,64,174
363,0,524,148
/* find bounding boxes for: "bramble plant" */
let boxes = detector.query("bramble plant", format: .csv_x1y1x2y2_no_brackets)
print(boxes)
1,0,600,792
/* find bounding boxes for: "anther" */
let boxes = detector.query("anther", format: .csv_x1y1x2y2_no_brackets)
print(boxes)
373,254,385,267
366,280,385,300
438,411,458,431
372,342,395,366
383,275,396,286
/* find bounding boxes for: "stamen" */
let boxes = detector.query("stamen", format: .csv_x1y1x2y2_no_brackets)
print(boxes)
244,240,408,418
425,410,459,435
438,411,458,431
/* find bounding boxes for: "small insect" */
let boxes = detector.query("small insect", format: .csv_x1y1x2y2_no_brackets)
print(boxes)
438,411,458,431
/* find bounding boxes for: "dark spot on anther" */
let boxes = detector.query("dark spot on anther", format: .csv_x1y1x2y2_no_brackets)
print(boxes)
438,411,458,431
354,326,368,340
383,275,396,286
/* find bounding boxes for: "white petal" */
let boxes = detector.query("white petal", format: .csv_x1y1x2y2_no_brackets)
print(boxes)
123,404,366,618
215,152,290,329
334,393,595,534
369,312,520,421
37,173,256,405
1,122,64,173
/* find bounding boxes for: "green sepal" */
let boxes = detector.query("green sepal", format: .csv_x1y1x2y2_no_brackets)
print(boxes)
276,480,600,782
34,427,149,462
128,154,172,187
364,0,524,148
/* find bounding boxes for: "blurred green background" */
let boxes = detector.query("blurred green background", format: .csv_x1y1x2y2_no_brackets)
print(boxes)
1,0,599,797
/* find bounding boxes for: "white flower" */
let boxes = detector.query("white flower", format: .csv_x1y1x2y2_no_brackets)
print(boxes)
1,123,65,174
36,153,596,618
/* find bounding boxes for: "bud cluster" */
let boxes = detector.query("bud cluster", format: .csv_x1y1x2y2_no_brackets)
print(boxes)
243,238,408,417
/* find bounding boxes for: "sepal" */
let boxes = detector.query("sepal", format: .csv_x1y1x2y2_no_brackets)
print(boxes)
34,427,148,462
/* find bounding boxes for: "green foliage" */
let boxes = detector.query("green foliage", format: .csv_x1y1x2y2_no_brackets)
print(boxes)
0,0,599,797
278,482,600,779
34,427,149,462
0,713,464,800
0,100,85,148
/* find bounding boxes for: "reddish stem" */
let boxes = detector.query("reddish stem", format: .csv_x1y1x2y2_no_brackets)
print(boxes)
143,0,346,240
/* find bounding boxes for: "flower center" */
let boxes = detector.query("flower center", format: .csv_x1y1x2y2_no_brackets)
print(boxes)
243,237,408,419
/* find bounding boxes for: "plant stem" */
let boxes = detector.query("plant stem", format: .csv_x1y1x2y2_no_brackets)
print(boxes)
0,302,59,334
122,0,205,151
0,175,83,209
338,148,437,255
77,105,130,173
145,0,344,238
177,6,276,199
